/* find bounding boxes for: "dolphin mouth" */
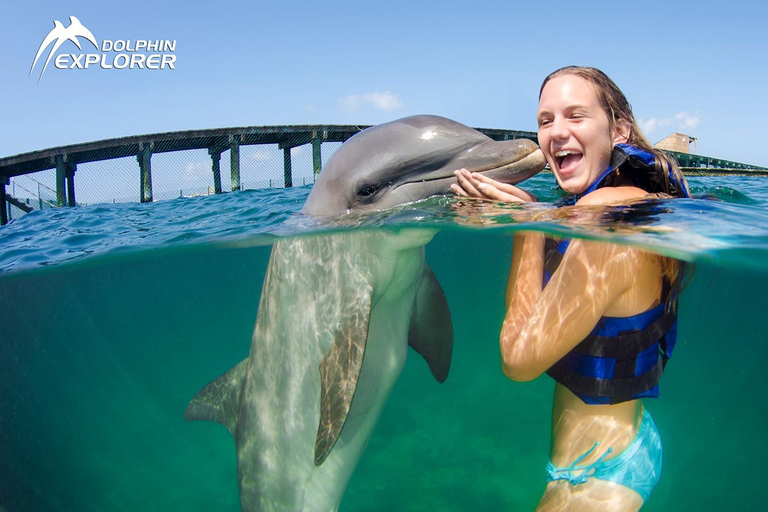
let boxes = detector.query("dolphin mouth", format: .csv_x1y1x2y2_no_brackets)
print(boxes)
474,148,546,181
399,148,546,192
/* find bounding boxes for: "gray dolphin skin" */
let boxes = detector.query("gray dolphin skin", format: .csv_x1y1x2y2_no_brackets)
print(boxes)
303,114,545,216
185,115,545,512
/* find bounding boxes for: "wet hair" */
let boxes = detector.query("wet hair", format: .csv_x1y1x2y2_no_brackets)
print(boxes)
540,66,690,199
541,66,691,298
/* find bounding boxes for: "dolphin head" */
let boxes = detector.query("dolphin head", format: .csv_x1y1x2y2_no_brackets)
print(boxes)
302,115,546,216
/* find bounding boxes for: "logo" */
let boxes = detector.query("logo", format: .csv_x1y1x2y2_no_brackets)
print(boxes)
30,16,176,83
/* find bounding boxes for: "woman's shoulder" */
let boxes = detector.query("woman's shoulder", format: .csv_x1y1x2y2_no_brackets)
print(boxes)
576,186,650,206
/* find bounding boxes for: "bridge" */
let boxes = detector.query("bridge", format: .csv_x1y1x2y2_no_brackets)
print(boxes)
1,124,765,225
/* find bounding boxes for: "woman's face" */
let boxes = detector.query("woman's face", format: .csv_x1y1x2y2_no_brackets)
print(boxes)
537,74,627,194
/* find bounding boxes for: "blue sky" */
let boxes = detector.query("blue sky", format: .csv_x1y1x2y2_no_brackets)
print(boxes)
2,0,767,167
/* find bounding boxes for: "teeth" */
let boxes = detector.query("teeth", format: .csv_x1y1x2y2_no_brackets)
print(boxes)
555,150,574,157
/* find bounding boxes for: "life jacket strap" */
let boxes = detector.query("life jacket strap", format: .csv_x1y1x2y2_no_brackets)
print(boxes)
547,357,664,404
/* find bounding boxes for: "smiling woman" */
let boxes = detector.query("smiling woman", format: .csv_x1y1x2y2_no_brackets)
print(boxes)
536,67,688,199
452,66,690,511
536,73,620,194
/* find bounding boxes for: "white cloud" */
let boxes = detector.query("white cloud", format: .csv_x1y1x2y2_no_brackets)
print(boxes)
250,150,273,162
184,161,209,182
674,112,700,131
337,91,404,112
247,147,302,161
639,111,701,136
640,118,658,135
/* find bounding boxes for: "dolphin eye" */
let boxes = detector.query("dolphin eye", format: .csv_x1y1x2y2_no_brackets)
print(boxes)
357,183,381,198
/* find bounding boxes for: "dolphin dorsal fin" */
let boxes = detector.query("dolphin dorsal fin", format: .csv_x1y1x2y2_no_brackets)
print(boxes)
408,265,453,383
184,359,248,436
314,285,373,466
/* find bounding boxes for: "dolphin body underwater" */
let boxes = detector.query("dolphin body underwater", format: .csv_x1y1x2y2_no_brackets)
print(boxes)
184,115,546,511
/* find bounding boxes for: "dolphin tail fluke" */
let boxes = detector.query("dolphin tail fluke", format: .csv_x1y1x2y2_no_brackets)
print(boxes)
184,359,248,436
314,285,373,466
408,265,453,383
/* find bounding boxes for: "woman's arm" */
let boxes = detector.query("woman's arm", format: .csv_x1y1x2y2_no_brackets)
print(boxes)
504,231,544,316
501,187,653,382
501,237,641,381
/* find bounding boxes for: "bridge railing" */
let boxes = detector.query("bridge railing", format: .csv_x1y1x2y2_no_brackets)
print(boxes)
0,124,765,225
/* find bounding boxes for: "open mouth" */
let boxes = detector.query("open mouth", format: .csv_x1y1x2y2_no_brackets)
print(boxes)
555,149,583,172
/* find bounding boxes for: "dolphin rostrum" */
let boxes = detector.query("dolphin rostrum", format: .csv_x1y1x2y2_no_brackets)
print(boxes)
184,115,545,511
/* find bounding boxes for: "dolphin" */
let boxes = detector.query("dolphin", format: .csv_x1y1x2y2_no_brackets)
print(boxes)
184,115,545,512
303,114,545,216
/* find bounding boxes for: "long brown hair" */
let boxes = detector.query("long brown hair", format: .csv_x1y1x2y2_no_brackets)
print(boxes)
540,66,690,199
541,66,690,298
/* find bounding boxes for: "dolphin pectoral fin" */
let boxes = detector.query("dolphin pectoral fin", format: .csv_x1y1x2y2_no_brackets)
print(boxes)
184,359,248,436
408,265,453,383
314,289,373,466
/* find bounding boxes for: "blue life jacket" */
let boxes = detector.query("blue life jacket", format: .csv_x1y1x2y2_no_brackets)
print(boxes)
543,144,684,405
586,143,690,198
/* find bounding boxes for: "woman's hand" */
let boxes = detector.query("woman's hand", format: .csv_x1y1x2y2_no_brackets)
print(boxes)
450,168,538,203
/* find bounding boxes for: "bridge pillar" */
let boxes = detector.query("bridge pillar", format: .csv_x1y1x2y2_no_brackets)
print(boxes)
66,163,77,207
138,143,153,203
283,147,292,188
230,135,241,191
1,175,8,225
312,137,322,181
209,147,223,194
55,155,76,207
55,156,66,207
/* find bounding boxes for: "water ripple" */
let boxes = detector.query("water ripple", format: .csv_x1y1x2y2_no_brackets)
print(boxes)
2,176,768,274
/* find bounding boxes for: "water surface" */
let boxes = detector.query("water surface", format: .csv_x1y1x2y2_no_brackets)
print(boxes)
1,173,767,511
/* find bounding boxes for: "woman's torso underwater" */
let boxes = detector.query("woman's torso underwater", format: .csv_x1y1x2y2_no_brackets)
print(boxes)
547,240,663,467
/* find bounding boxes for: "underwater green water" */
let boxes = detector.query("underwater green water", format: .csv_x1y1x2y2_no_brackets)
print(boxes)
1,174,768,511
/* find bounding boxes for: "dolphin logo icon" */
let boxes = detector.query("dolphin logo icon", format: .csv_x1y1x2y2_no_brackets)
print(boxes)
30,16,98,83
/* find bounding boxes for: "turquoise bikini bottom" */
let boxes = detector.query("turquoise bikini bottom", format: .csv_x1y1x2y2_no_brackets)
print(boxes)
545,410,662,502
